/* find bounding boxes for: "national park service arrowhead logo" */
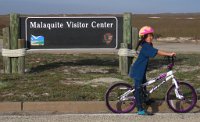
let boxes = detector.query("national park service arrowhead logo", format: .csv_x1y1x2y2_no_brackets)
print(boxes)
103,33,113,45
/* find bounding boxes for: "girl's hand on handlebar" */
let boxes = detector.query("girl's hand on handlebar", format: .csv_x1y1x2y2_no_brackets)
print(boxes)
157,50,176,57
170,52,176,57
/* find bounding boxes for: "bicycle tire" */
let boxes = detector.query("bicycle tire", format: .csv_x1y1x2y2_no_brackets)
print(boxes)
105,82,136,113
166,82,197,113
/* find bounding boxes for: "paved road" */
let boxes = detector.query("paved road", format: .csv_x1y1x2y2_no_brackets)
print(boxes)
154,42,200,54
0,113,200,122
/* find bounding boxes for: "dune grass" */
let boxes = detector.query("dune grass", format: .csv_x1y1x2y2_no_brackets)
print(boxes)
0,53,200,101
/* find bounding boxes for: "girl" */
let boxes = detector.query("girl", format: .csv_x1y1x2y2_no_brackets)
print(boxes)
129,26,176,115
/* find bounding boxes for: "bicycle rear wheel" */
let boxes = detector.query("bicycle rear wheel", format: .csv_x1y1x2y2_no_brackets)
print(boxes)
105,82,136,113
166,82,197,113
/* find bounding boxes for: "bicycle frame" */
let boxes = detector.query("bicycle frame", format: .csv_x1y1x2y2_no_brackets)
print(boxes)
143,70,175,94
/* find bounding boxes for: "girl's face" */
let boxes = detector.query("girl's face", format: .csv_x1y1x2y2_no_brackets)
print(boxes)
145,33,154,43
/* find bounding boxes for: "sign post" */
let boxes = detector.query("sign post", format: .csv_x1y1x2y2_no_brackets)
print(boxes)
10,13,20,73
2,13,26,74
119,13,133,75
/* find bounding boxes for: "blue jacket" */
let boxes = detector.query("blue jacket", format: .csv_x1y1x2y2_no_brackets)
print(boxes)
129,42,158,81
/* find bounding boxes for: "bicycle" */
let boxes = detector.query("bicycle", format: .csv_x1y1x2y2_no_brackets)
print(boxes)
105,56,197,113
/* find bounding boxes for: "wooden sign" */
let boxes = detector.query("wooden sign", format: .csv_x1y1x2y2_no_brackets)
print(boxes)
20,16,123,49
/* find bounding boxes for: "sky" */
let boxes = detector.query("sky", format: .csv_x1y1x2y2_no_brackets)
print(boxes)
0,0,200,15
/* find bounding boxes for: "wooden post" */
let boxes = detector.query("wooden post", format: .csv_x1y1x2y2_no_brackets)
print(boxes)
119,43,132,75
123,13,132,45
130,27,139,65
2,13,25,74
132,27,139,50
119,13,132,75
2,27,11,73
18,39,25,74
10,13,20,73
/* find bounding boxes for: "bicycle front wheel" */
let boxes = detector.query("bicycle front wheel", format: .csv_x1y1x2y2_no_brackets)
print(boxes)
166,82,197,113
105,82,136,113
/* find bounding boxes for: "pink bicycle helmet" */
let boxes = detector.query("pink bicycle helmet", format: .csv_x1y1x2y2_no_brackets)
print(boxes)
139,26,154,37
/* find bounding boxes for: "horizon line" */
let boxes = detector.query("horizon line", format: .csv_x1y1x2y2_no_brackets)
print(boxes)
1,12,200,16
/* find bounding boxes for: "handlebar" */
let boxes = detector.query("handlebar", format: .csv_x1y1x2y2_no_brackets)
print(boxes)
165,56,176,70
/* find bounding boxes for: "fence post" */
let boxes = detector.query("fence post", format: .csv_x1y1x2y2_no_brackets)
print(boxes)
119,13,132,75
10,13,20,73
18,39,25,74
2,27,11,73
2,13,24,74
123,13,132,45
132,27,139,50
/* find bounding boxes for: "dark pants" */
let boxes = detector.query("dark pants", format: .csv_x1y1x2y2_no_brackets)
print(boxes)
133,77,147,111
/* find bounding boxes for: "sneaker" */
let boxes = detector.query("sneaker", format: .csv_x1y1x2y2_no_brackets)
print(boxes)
137,110,154,116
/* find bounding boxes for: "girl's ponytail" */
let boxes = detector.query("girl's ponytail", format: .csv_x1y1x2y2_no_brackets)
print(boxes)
135,34,148,51
135,39,143,51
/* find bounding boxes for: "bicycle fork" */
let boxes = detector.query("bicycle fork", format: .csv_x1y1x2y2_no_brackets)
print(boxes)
172,78,184,100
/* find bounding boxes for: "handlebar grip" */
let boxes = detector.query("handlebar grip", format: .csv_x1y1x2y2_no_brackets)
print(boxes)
171,56,176,64
164,56,176,64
